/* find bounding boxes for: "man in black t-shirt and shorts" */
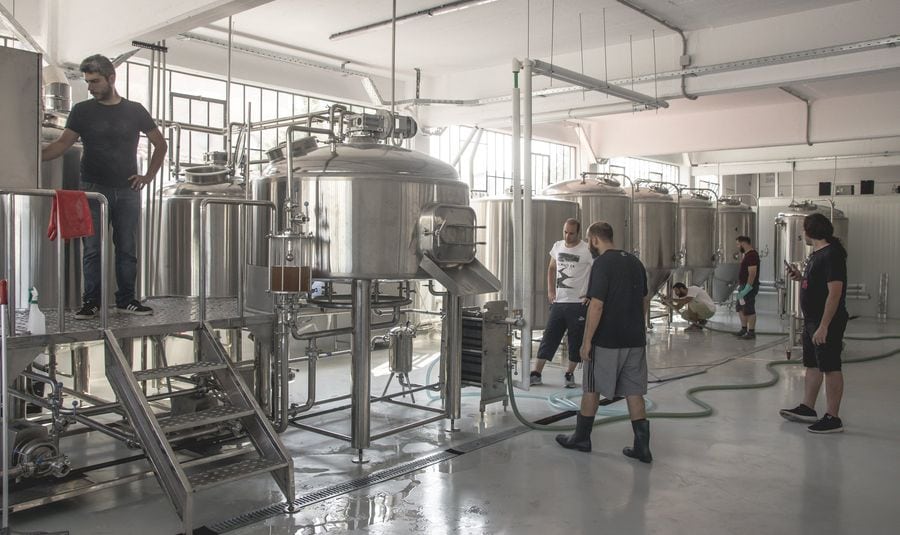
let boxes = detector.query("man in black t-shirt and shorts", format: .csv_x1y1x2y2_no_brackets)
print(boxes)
43,55,167,318
555,221,653,462
779,213,848,433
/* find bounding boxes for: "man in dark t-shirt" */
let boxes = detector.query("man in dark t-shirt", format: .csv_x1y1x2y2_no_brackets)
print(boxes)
779,213,848,434
42,54,167,318
734,235,760,339
556,221,653,463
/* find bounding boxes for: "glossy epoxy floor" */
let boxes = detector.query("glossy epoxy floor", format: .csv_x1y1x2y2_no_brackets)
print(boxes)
10,312,900,535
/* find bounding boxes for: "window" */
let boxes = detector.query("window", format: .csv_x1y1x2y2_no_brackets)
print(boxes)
429,126,576,195
120,61,374,180
607,156,682,187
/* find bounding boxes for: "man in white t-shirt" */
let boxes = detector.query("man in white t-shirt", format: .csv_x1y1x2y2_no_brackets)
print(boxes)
530,218,593,388
662,282,716,332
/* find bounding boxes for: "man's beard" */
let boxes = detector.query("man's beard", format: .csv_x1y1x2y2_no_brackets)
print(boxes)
589,245,599,258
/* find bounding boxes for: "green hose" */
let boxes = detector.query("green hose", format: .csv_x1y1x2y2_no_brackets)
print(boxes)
506,331,900,431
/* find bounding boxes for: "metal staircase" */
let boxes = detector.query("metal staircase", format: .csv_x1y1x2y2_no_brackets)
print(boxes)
103,322,294,534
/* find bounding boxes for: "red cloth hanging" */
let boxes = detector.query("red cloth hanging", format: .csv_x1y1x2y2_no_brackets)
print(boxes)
47,190,94,241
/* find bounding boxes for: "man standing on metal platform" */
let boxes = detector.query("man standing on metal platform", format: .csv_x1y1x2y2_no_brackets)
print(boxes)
556,221,652,462
42,54,167,319
530,218,592,388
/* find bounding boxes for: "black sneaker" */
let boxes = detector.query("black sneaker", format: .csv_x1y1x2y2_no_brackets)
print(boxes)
734,328,747,337
779,403,818,423
529,371,542,386
739,330,756,340
564,372,576,388
117,300,153,316
74,302,99,320
808,414,843,434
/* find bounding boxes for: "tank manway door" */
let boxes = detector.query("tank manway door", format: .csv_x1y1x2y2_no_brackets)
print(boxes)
461,301,510,414
419,204,501,296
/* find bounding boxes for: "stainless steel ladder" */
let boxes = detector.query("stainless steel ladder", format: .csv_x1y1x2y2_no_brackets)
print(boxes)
103,322,294,534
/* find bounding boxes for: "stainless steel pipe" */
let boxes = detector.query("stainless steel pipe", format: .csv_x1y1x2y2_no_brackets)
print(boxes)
350,279,372,451
442,294,463,422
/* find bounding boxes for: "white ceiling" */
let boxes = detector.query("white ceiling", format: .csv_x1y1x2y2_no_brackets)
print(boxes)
196,0,857,74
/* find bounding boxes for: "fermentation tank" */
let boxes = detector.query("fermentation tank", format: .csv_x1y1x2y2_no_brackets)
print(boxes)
673,193,716,287
469,196,579,329
631,186,678,294
246,137,477,311
154,168,244,297
711,198,756,302
541,177,631,251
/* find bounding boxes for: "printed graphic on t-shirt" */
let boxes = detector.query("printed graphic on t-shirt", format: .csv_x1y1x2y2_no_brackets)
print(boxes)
556,252,583,289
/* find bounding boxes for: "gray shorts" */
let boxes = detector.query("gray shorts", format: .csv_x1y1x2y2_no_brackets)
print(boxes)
583,346,648,399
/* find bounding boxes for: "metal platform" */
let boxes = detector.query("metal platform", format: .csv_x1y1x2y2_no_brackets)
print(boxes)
7,297,274,350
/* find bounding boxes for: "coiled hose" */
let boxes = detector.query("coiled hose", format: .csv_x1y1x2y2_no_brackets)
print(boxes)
506,326,900,431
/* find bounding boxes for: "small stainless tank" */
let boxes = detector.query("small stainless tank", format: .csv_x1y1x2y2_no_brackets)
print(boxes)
631,186,677,294
673,193,717,286
154,169,243,297
711,198,756,301
541,177,631,251
469,196,579,329
775,201,849,318
387,324,416,374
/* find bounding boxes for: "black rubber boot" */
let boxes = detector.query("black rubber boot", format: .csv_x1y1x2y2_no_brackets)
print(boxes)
623,418,652,463
556,413,594,452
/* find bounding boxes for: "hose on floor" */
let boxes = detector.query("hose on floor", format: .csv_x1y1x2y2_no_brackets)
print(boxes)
505,329,900,432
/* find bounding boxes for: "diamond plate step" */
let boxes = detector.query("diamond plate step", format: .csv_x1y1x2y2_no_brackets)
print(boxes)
158,405,255,433
133,361,226,382
187,458,287,492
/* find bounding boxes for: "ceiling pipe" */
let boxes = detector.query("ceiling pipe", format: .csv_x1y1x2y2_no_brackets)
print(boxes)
329,0,500,41
694,151,900,169
613,0,697,100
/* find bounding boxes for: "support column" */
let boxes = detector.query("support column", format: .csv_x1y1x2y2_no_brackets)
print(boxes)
350,279,371,459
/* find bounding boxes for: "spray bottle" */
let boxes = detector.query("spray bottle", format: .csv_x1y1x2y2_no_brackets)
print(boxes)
27,287,46,336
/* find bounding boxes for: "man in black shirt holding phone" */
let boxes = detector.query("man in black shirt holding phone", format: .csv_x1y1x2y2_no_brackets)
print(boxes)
779,213,848,433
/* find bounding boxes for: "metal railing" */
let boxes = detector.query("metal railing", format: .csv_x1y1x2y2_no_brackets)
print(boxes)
1,188,111,332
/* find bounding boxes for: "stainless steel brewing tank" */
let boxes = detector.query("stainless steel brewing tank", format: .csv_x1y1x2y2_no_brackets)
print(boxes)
468,196,579,330
775,202,848,270
711,198,756,301
541,178,631,251
630,187,677,294
153,175,244,297
247,141,468,310
673,195,716,286
775,201,849,317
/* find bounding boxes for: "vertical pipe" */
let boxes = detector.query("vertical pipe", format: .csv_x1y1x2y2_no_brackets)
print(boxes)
350,279,372,451
100,201,109,328
273,293,291,432
522,59,533,382
73,345,90,394
775,171,780,198
466,128,484,192
199,202,207,323
6,194,16,334
2,289,9,530
443,294,463,422
225,16,233,169
57,205,64,331
511,61,521,310
878,272,888,321
790,161,796,201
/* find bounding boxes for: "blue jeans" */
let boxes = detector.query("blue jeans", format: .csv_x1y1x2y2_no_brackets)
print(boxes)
81,182,140,307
